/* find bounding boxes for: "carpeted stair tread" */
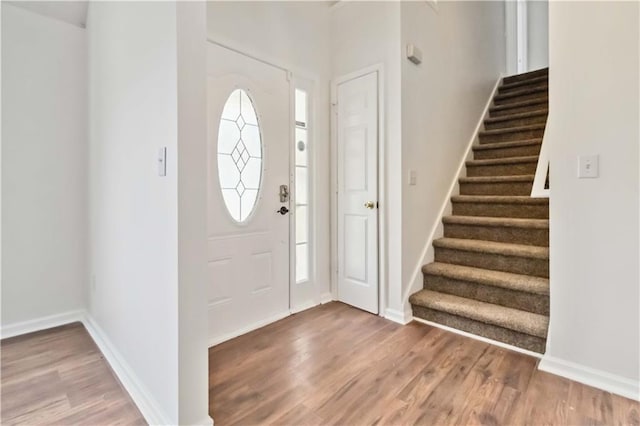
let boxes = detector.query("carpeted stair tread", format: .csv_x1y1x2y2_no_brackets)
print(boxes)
479,124,546,138
499,76,548,92
443,215,548,230
467,155,538,167
473,139,542,152
409,290,549,338
433,237,549,260
502,67,549,85
494,86,548,103
459,175,534,184
484,110,548,125
422,262,549,295
490,98,548,114
451,195,548,205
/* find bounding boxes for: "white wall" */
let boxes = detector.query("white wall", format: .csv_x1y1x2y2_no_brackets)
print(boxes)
176,3,210,424
207,1,332,304
527,0,548,70
1,4,87,328
401,1,506,308
541,1,639,399
329,1,403,315
88,2,209,423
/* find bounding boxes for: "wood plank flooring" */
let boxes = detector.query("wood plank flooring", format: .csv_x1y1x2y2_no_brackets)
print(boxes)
2,305,638,425
1,322,146,426
209,302,640,426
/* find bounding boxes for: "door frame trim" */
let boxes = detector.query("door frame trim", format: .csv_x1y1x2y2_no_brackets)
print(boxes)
330,64,386,316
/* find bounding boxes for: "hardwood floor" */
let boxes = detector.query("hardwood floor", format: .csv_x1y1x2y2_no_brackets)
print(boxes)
209,302,640,426
2,306,638,425
1,323,146,426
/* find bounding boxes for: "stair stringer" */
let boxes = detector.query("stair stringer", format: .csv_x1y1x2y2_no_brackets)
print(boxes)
402,75,504,315
531,113,551,198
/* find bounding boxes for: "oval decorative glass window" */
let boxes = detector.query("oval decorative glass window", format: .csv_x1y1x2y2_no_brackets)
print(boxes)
217,89,263,222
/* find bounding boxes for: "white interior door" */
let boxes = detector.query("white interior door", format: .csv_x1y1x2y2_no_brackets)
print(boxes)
207,43,291,345
336,71,379,314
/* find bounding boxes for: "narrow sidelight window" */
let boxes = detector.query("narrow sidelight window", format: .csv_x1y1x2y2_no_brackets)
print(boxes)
295,89,311,283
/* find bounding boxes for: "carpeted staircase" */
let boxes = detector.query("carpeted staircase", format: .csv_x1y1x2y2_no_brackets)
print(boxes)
409,68,550,353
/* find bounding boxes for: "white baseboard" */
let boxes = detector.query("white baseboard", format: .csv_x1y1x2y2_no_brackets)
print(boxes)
290,300,320,314
319,292,334,304
195,415,214,426
384,307,413,325
82,313,173,425
539,355,640,401
412,316,543,359
208,310,290,348
1,310,85,339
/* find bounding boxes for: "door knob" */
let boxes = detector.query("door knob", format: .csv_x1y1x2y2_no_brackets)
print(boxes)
276,206,290,215
364,201,375,209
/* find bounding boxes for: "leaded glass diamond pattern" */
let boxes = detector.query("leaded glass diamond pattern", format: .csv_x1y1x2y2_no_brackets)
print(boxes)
217,89,263,222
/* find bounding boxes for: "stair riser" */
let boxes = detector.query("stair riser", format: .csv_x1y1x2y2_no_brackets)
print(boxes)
435,246,549,278
473,144,541,160
459,180,532,196
443,223,549,246
490,103,547,117
494,92,548,106
503,69,549,85
484,115,547,130
452,202,549,219
412,305,546,353
479,128,545,144
498,81,548,95
423,274,549,315
467,162,538,177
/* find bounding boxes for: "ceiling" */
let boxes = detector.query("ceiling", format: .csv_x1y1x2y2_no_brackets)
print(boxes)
7,1,88,28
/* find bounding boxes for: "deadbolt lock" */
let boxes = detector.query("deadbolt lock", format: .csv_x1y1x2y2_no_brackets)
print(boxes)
279,184,289,202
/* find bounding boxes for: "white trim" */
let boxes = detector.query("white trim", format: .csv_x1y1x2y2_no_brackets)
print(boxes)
413,316,543,359
1,310,85,339
531,117,550,198
384,307,413,325
82,314,172,426
205,36,320,84
330,63,386,316
403,75,504,310
539,355,640,401
208,310,291,348
195,416,215,426
516,0,528,73
290,300,320,314
320,292,334,304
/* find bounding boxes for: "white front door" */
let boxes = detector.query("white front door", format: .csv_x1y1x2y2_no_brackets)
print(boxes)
207,43,291,345
336,71,379,314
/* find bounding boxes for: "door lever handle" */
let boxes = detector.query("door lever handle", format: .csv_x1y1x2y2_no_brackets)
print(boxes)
276,206,290,215
364,201,375,209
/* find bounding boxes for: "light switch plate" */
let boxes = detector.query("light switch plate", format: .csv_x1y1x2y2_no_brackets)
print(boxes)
408,169,417,186
158,147,167,177
578,155,599,178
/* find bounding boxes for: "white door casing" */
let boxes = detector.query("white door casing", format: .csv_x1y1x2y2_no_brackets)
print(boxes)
206,43,291,346
336,71,379,314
